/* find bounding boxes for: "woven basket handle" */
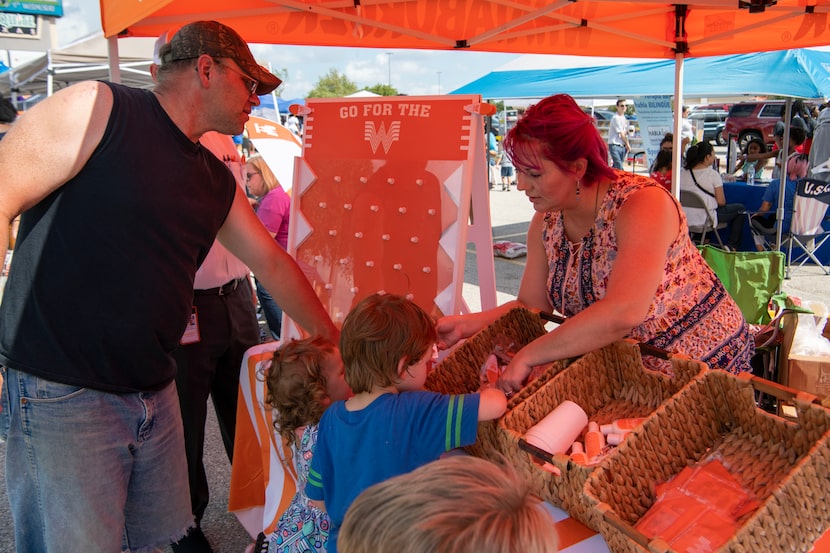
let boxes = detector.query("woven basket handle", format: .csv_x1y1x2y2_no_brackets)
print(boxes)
637,342,672,360
539,311,566,325
737,372,820,407
517,438,555,464
598,503,672,552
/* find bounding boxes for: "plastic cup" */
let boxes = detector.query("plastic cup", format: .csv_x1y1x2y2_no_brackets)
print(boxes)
523,400,589,455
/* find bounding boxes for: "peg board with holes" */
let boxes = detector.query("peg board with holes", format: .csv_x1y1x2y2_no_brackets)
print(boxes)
283,95,495,338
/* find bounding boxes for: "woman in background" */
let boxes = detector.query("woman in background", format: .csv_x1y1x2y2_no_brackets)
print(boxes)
246,154,291,339
679,141,746,251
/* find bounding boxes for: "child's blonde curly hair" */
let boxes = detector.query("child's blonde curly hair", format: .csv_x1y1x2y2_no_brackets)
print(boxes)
264,336,338,447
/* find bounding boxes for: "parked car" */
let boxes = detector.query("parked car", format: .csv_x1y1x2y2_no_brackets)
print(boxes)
722,100,788,150
583,108,615,122
689,110,727,146
582,108,635,133
689,103,731,114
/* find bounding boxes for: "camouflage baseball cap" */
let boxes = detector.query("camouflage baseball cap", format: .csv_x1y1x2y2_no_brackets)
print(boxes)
162,20,281,95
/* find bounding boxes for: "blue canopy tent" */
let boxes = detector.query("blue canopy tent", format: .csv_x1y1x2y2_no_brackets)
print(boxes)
252,95,306,122
454,48,830,255
451,49,830,100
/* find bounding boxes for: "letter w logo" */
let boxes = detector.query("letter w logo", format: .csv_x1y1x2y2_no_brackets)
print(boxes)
364,121,401,154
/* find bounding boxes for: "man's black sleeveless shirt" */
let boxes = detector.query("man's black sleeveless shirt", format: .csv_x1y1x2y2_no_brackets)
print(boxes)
0,83,235,392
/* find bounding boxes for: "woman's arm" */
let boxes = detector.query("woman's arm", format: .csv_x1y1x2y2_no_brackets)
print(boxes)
516,212,558,311
498,187,680,393
714,186,727,206
710,169,727,206
435,212,554,350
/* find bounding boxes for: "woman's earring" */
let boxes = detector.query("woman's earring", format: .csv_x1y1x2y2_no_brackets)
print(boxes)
575,179,581,196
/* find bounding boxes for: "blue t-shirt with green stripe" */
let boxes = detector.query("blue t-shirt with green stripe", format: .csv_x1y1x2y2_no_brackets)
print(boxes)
305,390,481,552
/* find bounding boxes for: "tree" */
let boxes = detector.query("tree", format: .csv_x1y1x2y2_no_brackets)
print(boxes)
307,69,359,98
271,67,289,97
366,83,399,96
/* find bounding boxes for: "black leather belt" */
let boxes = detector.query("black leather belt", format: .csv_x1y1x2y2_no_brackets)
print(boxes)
194,277,246,296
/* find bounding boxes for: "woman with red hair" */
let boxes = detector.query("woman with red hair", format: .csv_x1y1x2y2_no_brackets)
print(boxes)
437,94,752,391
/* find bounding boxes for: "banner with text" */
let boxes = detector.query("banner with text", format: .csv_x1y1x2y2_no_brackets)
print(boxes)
0,1,62,17
633,95,674,170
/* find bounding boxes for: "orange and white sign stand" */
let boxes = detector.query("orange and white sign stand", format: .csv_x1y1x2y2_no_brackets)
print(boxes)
283,95,497,338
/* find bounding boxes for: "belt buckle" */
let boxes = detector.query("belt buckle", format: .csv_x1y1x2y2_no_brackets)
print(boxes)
219,278,240,296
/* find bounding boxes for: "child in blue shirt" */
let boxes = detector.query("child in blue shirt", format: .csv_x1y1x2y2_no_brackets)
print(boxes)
305,293,508,553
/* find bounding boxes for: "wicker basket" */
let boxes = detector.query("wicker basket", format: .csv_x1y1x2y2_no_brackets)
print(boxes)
425,306,564,457
585,370,830,552
498,339,706,530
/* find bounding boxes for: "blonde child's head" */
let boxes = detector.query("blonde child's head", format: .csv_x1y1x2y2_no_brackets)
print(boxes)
265,336,350,446
340,293,437,394
339,455,559,553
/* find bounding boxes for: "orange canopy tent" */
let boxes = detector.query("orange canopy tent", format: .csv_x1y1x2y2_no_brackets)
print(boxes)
100,0,830,59
97,0,830,196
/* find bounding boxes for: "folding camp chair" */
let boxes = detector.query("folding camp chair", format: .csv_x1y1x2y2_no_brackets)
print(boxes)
680,190,727,248
748,210,777,252
697,245,785,326
782,177,830,277
697,245,788,411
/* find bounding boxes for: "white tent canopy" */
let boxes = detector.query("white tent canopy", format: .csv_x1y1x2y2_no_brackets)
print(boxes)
344,90,381,98
2,33,156,99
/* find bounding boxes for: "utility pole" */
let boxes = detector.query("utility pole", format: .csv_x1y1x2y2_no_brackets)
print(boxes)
386,51,393,86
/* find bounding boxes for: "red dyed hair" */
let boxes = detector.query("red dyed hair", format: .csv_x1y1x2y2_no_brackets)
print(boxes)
504,94,616,187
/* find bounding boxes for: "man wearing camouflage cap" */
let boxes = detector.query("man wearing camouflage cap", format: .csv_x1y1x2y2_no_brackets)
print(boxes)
0,20,337,552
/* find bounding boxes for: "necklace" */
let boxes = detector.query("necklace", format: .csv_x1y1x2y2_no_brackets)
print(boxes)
561,182,605,306
564,180,605,245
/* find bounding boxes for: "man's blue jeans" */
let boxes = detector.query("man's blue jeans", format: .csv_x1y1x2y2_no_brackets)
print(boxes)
609,143,626,170
1,367,193,553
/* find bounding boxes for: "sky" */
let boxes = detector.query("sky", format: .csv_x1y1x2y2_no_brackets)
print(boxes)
17,0,522,99
2,0,664,103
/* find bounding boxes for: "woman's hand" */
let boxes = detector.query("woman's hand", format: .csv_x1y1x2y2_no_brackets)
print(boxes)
496,350,535,395
435,308,514,350
435,315,468,351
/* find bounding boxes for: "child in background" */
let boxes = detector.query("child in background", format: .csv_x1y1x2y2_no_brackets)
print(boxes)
263,337,352,553
339,455,559,553
734,138,769,180
305,293,508,553
649,149,673,191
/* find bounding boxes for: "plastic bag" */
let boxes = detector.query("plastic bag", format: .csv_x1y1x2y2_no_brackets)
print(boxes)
791,300,830,357
493,241,527,259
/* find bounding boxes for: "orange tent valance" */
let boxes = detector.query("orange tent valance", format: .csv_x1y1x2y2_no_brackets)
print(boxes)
100,0,830,60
